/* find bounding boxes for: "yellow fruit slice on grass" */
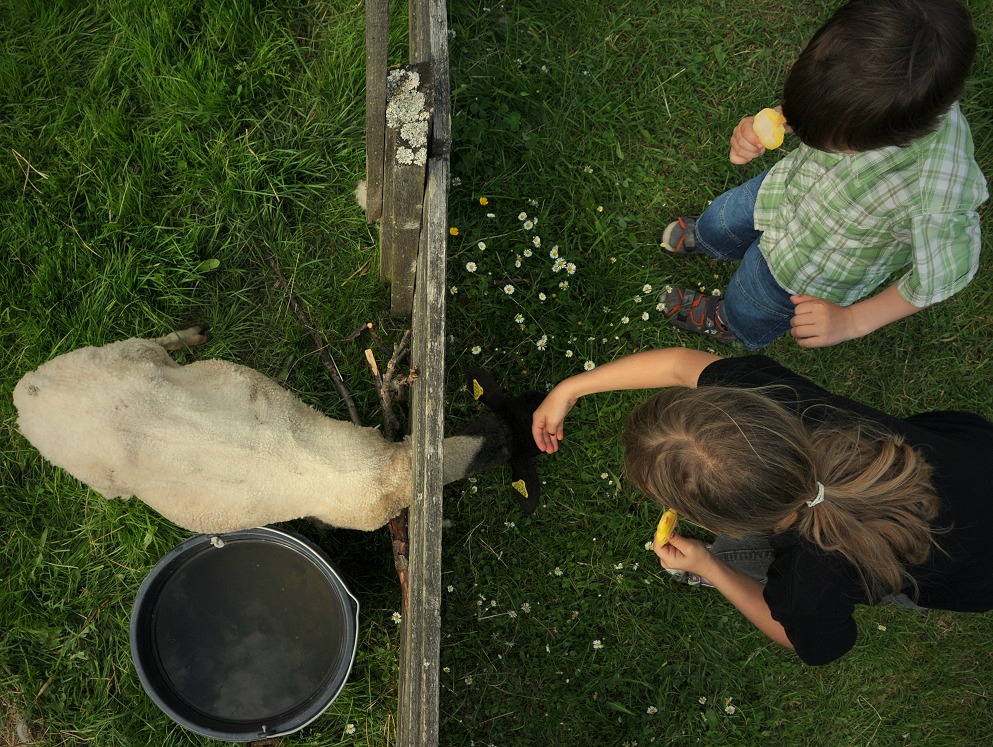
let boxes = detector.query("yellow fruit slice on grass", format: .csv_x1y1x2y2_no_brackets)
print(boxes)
654,509,678,547
753,107,786,150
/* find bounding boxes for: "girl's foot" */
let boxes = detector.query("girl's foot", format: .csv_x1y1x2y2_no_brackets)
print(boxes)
668,570,715,588
659,286,737,344
660,217,705,256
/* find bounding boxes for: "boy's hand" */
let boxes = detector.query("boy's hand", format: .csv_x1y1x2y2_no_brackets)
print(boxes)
730,116,766,165
790,294,855,347
791,286,924,348
730,107,789,165
531,386,577,453
653,531,716,577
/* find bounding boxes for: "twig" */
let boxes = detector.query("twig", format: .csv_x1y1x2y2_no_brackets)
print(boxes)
363,329,414,611
11,149,48,195
258,243,361,426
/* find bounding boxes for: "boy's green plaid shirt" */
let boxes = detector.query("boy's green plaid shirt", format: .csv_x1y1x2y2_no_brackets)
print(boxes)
754,102,988,307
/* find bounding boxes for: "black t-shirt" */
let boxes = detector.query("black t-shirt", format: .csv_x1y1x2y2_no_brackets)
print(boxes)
697,355,993,665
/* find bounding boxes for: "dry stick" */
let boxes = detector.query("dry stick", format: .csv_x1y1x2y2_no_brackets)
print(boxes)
259,244,362,426
365,330,414,612
260,245,411,609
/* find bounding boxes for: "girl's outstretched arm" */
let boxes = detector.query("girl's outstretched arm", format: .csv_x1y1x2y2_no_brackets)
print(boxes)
656,533,794,650
531,347,721,453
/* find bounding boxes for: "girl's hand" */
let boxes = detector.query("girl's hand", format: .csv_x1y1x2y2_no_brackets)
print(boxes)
729,116,766,165
653,531,716,577
531,386,577,453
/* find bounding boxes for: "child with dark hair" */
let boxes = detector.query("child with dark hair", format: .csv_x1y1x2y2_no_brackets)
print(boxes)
660,0,987,349
531,347,993,665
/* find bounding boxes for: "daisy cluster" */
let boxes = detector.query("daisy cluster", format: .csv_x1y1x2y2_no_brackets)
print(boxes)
448,192,599,371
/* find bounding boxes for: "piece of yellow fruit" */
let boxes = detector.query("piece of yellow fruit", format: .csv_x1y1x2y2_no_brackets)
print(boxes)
753,107,786,150
654,509,678,547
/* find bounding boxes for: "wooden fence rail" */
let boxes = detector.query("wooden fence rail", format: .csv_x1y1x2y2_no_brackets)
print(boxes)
364,0,451,743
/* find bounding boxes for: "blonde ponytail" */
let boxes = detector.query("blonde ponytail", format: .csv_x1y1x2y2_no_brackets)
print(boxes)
796,426,940,600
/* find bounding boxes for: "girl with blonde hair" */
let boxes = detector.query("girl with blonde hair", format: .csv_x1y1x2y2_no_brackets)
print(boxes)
532,349,993,665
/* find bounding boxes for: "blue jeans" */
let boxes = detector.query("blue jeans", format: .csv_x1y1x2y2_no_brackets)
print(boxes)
693,171,795,349
711,535,925,609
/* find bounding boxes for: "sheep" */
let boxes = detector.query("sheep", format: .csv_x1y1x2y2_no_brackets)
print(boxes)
12,326,541,533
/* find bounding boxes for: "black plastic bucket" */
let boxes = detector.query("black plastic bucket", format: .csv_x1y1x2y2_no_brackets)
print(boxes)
130,527,359,742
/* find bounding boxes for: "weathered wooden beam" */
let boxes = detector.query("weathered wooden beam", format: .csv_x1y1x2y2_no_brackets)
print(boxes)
409,0,451,159
398,154,447,747
381,64,433,315
364,0,389,223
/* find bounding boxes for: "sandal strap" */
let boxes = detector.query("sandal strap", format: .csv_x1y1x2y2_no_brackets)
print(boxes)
659,286,737,343
660,217,703,256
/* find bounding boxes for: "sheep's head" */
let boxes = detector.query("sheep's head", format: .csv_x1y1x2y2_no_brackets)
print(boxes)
464,366,545,515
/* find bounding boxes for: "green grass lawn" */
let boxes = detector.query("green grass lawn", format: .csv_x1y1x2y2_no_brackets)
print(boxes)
2,0,992,746
439,0,993,745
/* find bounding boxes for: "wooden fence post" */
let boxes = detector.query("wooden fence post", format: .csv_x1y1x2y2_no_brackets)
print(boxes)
364,0,388,224
382,65,433,316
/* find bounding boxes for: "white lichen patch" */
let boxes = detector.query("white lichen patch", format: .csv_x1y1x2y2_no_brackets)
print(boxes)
386,68,431,167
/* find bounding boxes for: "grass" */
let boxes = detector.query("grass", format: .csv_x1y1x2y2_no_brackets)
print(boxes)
439,0,993,745
1,0,991,746
1,1,408,744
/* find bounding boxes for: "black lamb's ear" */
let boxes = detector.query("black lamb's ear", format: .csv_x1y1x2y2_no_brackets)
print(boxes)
465,366,505,409
509,452,540,515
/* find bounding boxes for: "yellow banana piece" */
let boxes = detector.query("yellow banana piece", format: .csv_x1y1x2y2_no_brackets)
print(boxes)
753,107,787,150
654,508,678,547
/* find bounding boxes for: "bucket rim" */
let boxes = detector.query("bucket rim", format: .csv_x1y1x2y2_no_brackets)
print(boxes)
129,526,360,742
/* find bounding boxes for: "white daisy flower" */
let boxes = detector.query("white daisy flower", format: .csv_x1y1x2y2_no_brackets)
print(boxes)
465,261,477,272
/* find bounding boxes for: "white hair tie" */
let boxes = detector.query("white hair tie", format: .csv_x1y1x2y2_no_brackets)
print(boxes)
806,481,826,508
